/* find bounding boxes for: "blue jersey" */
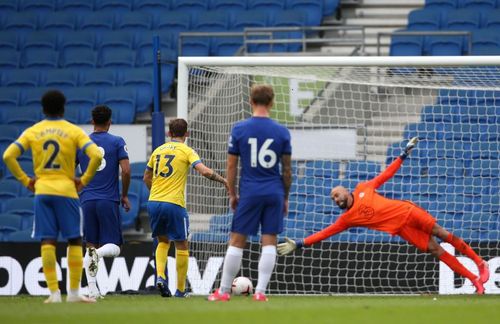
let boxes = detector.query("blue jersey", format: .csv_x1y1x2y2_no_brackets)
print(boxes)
77,132,128,203
228,117,291,198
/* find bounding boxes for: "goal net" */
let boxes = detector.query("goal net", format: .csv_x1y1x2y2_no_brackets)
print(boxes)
176,56,500,295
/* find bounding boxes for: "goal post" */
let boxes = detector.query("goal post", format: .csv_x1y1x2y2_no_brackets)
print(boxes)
176,56,500,295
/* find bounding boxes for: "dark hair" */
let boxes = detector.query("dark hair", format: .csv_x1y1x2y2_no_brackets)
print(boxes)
41,90,66,117
92,105,112,125
169,118,188,137
250,84,274,106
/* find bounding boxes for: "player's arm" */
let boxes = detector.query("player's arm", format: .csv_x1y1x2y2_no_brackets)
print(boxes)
194,162,228,188
281,154,292,213
2,140,32,188
119,158,131,212
143,167,153,190
226,153,238,210
79,142,102,187
277,219,349,255
367,137,419,189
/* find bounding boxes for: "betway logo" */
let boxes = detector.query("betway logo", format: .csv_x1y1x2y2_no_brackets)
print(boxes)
439,243,500,294
0,256,223,296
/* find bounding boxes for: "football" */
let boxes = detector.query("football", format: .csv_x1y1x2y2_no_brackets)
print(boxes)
231,276,253,296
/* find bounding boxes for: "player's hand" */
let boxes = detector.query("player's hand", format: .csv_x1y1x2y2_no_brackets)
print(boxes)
74,177,84,192
229,194,239,211
223,179,229,192
27,177,36,193
283,198,289,215
400,136,419,159
121,195,131,212
277,237,299,256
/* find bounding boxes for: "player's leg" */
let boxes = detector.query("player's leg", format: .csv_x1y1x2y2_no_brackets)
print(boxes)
148,201,171,297
82,201,101,297
173,240,189,297
432,223,489,283
94,200,122,260
34,195,61,303
168,205,190,297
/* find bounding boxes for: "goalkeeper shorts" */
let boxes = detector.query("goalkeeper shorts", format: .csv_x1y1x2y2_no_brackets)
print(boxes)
397,206,436,252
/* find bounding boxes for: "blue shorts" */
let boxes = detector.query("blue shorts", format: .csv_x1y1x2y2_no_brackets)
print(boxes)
33,195,82,241
82,200,123,246
148,201,189,241
232,194,284,236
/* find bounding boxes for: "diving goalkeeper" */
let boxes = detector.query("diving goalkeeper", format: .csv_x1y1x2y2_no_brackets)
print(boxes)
278,137,489,294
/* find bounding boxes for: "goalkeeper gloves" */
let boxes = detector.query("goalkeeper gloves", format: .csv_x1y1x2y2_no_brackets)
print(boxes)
277,238,304,256
400,136,419,160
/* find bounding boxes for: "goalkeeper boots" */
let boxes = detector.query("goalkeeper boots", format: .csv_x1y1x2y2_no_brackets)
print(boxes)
207,288,230,302
174,289,190,298
478,260,490,284
252,292,268,302
156,277,172,298
472,278,485,295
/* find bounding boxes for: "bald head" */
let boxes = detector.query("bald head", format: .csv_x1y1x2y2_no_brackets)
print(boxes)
331,186,351,209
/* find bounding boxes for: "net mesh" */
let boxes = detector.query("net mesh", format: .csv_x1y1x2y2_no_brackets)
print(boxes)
183,63,500,295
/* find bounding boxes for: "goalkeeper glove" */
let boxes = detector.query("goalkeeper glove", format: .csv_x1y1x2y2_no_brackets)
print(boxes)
400,136,419,160
277,238,304,256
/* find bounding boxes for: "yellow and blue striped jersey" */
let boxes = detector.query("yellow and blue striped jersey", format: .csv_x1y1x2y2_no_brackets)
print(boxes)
3,118,101,199
147,141,201,207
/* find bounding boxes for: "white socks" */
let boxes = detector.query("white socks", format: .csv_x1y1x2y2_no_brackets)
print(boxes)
256,245,276,294
84,251,98,292
220,246,243,294
96,244,121,258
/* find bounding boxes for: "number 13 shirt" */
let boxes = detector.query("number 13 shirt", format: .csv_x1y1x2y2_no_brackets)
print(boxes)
147,140,201,208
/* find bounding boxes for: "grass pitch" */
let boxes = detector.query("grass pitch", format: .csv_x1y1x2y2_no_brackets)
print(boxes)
1,294,499,324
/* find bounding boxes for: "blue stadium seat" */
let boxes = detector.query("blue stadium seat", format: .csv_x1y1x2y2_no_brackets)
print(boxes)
0,213,22,231
2,69,40,87
3,197,34,217
59,48,97,68
420,105,458,123
190,231,228,243
211,36,243,55
22,48,58,68
445,9,481,30
57,0,93,13
407,9,442,30
0,88,20,108
0,49,20,68
64,105,80,124
120,68,153,112
426,36,463,55
64,87,98,111
345,161,381,180
95,0,133,12
43,69,79,88
463,177,498,196
171,0,208,12
209,214,232,232
130,162,147,180
478,194,500,213
97,31,134,51
193,11,230,31
390,34,423,56
0,0,18,13
140,184,149,211
323,0,340,16
210,0,247,12
403,122,445,141
425,0,458,9
120,192,140,229
427,159,464,177
4,107,41,128
458,105,496,124
59,32,96,51
470,142,499,159
304,160,340,178
22,32,58,50
461,0,496,10
80,68,117,87
21,0,56,12
180,37,211,56
287,0,323,26
39,12,77,31
0,125,19,143
20,87,50,108
480,124,500,141
4,12,38,31
115,12,153,30
100,49,136,68
133,0,171,12
136,46,176,67
134,30,174,54
230,10,269,30
470,159,500,178
0,226,18,240
272,10,307,51
443,123,481,141
80,13,115,32
99,87,136,124
0,32,19,50
6,229,36,242
153,10,191,32
483,10,500,28
249,0,285,18
0,180,21,202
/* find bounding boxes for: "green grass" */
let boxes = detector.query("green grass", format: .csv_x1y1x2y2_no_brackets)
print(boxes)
2,295,500,324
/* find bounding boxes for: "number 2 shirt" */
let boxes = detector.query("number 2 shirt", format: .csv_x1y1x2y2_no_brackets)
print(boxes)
228,116,292,198
146,140,201,208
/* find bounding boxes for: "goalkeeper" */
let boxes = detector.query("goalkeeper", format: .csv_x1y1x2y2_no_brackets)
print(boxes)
278,137,489,295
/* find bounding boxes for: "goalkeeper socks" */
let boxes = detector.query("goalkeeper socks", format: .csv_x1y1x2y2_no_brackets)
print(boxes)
444,233,482,266
41,244,59,293
156,242,170,279
439,251,477,282
256,245,276,294
97,244,121,258
84,251,98,292
176,249,189,292
220,246,243,294
67,245,83,291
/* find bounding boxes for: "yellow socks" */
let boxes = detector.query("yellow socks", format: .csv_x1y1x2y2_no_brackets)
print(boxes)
67,245,83,291
41,244,59,292
176,249,189,292
156,242,170,279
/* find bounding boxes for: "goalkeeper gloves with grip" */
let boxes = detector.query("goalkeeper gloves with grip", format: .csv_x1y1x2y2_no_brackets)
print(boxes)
277,238,304,256
400,136,419,160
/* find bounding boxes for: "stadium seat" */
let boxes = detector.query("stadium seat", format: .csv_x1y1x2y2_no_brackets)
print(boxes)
0,0,17,13
470,142,499,159
134,30,173,52
57,0,93,13
20,87,50,108
209,214,232,233
22,32,58,50
97,31,135,52
80,13,115,32
427,159,465,177
458,105,496,124
0,88,20,108
272,10,308,51
22,48,59,68
403,122,444,141
38,12,78,31
2,69,40,87
3,198,34,217
0,226,18,240
192,11,230,31
80,68,117,87
443,123,481,141
470,159,500,178
4,107,42,128
43,69,79,88
304,161,340,178
230,10,269,30
0,180,21,201
426,36,463,56
461,0,496,10
95,0,133,12
180,37,211,56
0,213,22,231
249,0,285,18
120,192,140,229
0,49,20,69
21,0,56,12
287,0,323,26
4,12,38,31
420,105,458,123
171,0,208,12
0,32,19,50
99,87,136,124
480,124,500,141
64,105,80,124
424,0,458,10
115,12,153,30
0,125,19,143
407,9,442,30
64,87,98,111
59,48,97,68
478,194,500,213
58,31,96,51
390,34,423,56
210,0,247,13
153,10,191,32
6,229,36,242
100,48,136,68
445,9,481,30
345,161,381,180
120,68,153,112
190,231,228,243
211,36,244,56
130,162,147,180
463,177,498,196
133,0,171,12
483,10,500,28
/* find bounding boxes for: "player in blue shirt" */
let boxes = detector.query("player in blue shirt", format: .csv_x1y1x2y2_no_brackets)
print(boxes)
77,105,131,299
208,84,292,302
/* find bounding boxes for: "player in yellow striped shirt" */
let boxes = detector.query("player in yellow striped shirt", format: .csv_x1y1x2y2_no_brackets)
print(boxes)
3,90,102,303
143,118,228,298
